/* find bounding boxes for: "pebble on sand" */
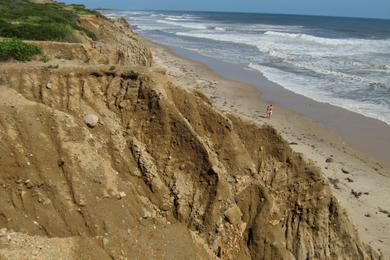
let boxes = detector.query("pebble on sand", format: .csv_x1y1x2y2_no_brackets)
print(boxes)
325,157,334,163
84,114,99,128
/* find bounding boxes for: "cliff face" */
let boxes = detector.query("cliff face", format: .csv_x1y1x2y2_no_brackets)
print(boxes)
0,15,380,260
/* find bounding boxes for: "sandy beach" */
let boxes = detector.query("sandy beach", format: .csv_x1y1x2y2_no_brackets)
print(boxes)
146,40,390,257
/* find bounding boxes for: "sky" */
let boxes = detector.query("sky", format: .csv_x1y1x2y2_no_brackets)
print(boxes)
62,0,390,19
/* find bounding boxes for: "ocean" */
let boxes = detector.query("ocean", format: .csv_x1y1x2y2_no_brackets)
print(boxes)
103,10,390,125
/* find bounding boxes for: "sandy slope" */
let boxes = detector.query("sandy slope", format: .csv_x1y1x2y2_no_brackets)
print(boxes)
147,41,390,257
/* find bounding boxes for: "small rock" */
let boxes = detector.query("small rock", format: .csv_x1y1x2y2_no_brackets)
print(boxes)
117,192,126,199
160,204,170,211
224,205,243,225
179,164,185,170
143,209,152,219
46,83,53,89
328,177,340,190
378,208,390,215
57,159,65,167
345,177,354,183
351,189,362,199
119,101,127,108
364,213,371,218
25,180,34,189
84,114,99,128
79,199,87,207
325,157,334,163
341,168,350,174
102,237,109,247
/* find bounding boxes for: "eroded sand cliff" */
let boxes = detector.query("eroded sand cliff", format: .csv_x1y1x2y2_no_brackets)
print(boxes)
0,14,381,259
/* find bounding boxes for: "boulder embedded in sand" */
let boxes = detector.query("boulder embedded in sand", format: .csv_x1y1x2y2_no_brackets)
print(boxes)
224,205,243,225
84,114,99,128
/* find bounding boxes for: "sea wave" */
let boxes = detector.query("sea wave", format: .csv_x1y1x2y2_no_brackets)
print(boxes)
264,31,390,46
157,20,208,30
176,32,258,45
164,14,201,20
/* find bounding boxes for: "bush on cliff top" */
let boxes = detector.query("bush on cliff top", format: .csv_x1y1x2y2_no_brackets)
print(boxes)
0,0,97,42
0,39,41,61
122,70,140,80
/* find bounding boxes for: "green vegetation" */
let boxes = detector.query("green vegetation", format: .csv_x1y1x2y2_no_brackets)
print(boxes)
0,38,41,61
109,65,116,71
122,70,139,80
0,0,99,42
194,223,206,234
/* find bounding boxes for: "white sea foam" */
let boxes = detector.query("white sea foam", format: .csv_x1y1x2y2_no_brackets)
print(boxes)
157,20,209,30
176,32,258,45
164,15,200,21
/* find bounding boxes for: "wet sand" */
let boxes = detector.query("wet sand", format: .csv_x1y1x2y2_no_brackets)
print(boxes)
146,40,390,257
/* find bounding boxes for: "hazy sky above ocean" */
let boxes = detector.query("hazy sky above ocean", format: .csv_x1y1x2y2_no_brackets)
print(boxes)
62,0,390,19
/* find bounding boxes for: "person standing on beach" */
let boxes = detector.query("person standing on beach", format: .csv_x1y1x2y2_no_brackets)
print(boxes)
266,104,273,119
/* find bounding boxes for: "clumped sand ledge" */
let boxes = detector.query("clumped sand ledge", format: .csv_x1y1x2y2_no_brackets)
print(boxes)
0,3,387,259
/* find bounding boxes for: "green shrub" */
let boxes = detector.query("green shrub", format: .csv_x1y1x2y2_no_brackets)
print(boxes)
109,65,116,71
0,21,78,42
195,223,206,233
122,70,139,80
0,39,41,61
0,0,98,42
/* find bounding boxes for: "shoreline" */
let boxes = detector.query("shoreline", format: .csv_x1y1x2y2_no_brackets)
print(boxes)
145,39,390,256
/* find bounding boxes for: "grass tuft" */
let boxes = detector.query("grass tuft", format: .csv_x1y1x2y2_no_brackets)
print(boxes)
122,70,139,80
